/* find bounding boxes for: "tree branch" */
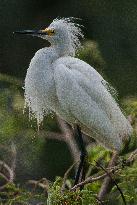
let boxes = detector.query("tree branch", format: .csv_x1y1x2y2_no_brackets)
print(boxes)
0,160,14,182
71,148,137,191
97,152,118,201
57,117,80,169
71,169,117,191
27,178,50,192
39,131,65,141
95,160,126,205
61,162,78,193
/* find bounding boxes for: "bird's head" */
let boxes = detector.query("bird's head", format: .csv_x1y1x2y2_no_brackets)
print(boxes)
14,17,84,56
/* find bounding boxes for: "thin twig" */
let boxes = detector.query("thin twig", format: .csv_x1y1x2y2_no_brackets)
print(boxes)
126,148,137,164
98,152,118,200
71,148,137,191
71,170,118,191
39,131,65,141
0,172,9,182
27,178,49,192
0,160,14,182
94,195,105,205
57,117,80,169
95,160,126,205
61,162,78,193
10,142,17,182
0,172,11,191
0,160,15,191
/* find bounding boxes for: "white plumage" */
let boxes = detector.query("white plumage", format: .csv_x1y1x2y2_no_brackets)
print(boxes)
23,17,132,151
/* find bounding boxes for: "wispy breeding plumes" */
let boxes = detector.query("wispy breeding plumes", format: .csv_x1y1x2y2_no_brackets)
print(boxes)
20,17,133,151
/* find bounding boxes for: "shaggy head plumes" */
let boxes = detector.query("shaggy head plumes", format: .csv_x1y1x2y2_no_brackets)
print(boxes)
43,17,84,56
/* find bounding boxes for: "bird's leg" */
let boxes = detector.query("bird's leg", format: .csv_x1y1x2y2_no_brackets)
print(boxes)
74,124,87,187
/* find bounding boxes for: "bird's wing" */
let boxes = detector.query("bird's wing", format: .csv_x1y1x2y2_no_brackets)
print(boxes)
54,57,119,119
53,62,122,150
65,58,131,136
55,56,118,99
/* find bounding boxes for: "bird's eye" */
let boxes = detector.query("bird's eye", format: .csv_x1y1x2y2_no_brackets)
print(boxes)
50,29,55,34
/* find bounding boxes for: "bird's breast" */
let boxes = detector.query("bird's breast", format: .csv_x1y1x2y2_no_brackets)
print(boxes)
25,59,59,113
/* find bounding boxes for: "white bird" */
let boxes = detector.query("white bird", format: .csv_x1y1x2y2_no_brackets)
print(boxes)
15,17,132,151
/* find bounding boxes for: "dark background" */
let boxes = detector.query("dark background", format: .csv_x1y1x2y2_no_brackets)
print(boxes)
0,0,137,97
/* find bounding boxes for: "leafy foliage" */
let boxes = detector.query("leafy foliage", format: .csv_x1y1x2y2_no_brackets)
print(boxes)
47,177,97,205
122,97,137,118
0,182,47,205
78,40,105,74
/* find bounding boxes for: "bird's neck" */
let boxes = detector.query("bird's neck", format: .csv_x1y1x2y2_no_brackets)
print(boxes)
53,42,74,57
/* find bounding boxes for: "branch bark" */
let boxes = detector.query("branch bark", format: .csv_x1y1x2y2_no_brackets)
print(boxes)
57,117,80,169
71,148,137,191
97,152,118,201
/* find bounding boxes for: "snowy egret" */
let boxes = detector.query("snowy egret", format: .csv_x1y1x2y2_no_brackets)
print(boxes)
14,17,132,183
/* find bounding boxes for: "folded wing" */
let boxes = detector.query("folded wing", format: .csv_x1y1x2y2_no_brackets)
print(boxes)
53,59,132,150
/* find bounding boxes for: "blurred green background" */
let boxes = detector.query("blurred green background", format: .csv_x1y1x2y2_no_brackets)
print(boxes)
0,0,137,189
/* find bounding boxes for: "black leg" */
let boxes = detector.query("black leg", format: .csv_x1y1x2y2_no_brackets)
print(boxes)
74,124,87,187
